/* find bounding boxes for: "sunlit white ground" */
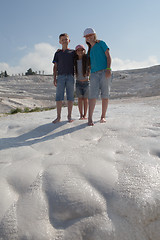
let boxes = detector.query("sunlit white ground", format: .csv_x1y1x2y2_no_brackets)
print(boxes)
0,97,160,240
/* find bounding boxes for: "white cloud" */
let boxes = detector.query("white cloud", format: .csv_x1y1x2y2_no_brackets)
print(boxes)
112,56,159,71
0,43,57,75
20,43,56,74
17,46,27,51
0,44,159,75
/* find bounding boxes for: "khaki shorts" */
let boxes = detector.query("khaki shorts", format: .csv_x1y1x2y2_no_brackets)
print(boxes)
89,70,112,99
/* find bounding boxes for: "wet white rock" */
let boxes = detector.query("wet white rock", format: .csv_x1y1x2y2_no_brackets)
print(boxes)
0,96,160,239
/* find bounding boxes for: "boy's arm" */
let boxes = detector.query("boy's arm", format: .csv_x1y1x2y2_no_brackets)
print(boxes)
53,62,57,86
105,49,111,78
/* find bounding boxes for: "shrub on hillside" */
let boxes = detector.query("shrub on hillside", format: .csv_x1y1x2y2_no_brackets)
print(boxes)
25,68,35,76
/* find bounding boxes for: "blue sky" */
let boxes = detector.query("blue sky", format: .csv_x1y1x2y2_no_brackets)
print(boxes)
0,0,160,74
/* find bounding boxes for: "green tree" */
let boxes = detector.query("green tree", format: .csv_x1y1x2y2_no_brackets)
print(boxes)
0,71,9,78
25,68,35,75
4,71,8,77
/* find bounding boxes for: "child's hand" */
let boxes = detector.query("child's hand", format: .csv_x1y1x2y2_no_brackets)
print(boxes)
105,69,111,78
53,79,57,87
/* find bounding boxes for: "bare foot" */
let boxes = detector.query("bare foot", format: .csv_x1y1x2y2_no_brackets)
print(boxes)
83,116,88,120
100,117,106,123
52,117,61,124
79,117,84,120
88,119,94,126
68,117,74,123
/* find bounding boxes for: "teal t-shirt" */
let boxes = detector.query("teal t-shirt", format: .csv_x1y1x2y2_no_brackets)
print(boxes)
90,40,109,73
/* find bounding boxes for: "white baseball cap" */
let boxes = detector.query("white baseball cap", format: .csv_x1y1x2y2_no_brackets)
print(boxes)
83,28,96,37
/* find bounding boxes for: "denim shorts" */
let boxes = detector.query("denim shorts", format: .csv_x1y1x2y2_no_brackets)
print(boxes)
89,70,112,99
76,81,89,98
56,75,74,101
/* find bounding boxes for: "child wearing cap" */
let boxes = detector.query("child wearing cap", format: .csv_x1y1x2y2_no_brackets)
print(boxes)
74,45,90,119
52,33,75,123
83,28,112,126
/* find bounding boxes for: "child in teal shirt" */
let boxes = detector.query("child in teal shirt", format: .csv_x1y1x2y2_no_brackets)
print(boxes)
84,28,112,126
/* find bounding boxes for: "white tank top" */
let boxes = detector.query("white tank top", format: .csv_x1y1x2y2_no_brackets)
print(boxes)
76,59,88,81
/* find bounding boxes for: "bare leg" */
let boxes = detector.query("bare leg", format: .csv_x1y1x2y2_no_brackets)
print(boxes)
100,98,109,123
52,101,62,123
78,98,83,119
67,101,74,122
83,98,88,119
88,98,96,126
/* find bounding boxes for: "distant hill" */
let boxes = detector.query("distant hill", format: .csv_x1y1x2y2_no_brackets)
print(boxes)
0,65,160,113
111,64,160,98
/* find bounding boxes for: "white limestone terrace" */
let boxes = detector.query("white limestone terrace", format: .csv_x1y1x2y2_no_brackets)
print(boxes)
0,75,56,113
0,64,160,113
0,65,160,239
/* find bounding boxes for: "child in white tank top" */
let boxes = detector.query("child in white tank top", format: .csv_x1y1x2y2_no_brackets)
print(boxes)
74,45,90,120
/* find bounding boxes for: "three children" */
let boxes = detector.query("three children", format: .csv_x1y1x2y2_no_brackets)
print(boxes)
52,28,112,125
